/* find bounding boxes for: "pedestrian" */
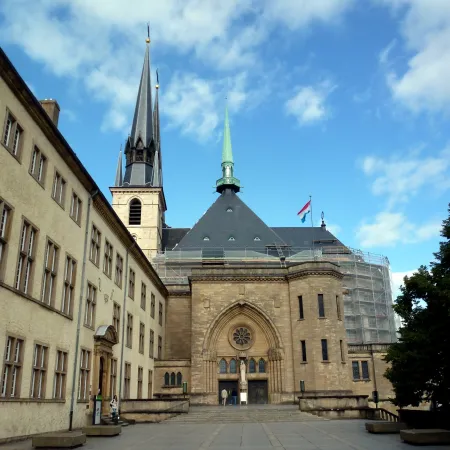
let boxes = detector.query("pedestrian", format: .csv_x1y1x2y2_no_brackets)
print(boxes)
232,388,237,405
221,388,228,406
110,394,119,422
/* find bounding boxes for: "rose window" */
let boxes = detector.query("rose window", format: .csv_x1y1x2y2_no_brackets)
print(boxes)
233,327,251,346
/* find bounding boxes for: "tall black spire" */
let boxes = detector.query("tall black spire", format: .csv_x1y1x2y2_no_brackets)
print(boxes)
152,69,162,187
122,32,155,187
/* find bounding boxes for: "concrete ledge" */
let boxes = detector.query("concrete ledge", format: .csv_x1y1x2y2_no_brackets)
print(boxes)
82,425,121,437
32,431,86,448
400,429,450,445
365,422,406,434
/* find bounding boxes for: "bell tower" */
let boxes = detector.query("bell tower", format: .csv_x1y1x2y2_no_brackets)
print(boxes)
110,34,166,260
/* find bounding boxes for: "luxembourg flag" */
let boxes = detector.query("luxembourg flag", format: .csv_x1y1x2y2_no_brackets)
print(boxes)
297,200,311,223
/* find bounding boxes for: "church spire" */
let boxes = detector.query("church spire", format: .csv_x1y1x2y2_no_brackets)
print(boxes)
152,69,162,187
114,147,123,187
122,30,157,187
216,104,241,193
130,35,153,148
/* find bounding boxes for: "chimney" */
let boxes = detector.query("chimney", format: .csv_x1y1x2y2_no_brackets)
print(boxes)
39,99,60,127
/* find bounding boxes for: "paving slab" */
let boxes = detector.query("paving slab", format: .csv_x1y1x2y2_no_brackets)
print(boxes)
4,407,450,450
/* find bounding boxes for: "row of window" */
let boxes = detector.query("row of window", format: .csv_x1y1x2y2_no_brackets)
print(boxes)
163,372,183,386
1,336,156,401
122,310,162,359
300,339,346,363
219,358,266,374
2,110,84,227
123,363,154,399
89,224,163,324
298,294,342,320
0,197,163,330
1,335,67,400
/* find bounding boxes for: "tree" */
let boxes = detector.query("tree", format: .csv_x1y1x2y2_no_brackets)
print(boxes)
385,204,450,410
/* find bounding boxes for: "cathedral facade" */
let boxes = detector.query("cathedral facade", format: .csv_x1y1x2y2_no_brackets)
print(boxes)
0,37,396,442
109,40,397,406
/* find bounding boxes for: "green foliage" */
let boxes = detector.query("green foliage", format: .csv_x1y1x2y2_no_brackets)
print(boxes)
385,205,450,410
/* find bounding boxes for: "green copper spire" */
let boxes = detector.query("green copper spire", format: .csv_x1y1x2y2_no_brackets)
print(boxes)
222,105,233,164
216,104,241,193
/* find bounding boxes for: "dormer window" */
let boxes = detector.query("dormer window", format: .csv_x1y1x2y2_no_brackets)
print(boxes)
228,236,235,241
226,207,233,212
203,236,210,241
254,237,261,241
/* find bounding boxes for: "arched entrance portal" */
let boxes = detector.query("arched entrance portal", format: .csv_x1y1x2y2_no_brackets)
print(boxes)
202,301,284,404
93,325,118,413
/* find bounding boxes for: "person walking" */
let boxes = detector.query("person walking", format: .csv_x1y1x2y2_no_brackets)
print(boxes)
231,388,237,405
221,388,228,406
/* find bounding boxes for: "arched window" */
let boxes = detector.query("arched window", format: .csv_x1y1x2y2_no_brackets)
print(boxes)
164,372,169,385
176,372,182,386
258,359,266,373
230,359,237,374
249,358,256,373
129,199,142,225
219,359,227,374
170,372,176,386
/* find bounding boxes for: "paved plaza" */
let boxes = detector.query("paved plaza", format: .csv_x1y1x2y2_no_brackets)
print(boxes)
3,406,450,450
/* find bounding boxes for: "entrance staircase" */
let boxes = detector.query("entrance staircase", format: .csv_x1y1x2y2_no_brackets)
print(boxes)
166,405,324,424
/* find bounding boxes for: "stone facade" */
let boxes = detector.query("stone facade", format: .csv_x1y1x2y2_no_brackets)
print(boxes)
0,52,166,442
154,263,383,406
110,187,166,260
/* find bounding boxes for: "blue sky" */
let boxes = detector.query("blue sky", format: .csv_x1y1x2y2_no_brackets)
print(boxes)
1,0,449,297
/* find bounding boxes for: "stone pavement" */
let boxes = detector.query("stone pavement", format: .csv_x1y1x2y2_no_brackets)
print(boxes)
3,420,450,450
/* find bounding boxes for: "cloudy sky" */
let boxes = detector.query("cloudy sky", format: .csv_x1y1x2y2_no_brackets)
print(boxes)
1,0,449,298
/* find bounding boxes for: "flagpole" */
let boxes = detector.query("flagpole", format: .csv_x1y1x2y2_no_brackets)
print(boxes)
310,195,315,259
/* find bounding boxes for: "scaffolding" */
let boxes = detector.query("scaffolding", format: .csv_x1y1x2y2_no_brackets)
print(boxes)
152,245,397,344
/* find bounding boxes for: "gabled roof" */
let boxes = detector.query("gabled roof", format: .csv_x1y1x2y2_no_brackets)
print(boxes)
175,189,286,249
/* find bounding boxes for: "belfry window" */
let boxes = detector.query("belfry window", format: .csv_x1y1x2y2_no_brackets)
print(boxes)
129,199,142,225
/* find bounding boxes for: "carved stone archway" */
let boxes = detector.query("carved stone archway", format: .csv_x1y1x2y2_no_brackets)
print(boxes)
202,301,285,402
93,325,118,412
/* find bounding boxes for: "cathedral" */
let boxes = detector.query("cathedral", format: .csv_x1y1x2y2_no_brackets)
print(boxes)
0,36,396,442
110,39,397,405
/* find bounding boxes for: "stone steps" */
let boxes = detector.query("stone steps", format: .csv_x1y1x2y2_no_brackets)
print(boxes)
166,408,322,423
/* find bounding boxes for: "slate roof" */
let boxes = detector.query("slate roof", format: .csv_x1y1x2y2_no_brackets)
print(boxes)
271,227,343,248
162,191,344,252
174,189,286,249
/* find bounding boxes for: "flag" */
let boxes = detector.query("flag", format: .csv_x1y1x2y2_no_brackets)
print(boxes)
297,200,311,223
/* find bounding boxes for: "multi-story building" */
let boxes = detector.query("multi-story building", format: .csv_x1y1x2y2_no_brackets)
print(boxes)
0,47,166,442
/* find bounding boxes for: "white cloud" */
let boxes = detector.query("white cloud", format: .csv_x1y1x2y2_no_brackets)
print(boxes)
391,270,415,299
0,0,353,140
326,222,342,236
264,0,354,30
379,0,450,114
361,147,450,208
356,211,440,248
285,82,336,125
161,71,270,141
